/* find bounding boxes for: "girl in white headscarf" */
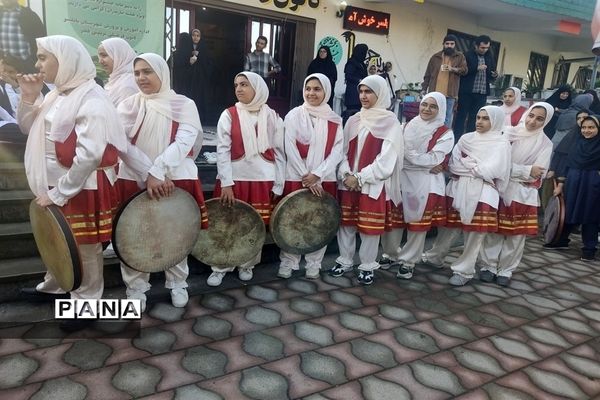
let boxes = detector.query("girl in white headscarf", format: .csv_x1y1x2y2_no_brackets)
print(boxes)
16,35,126,313
98,37,138,106
207,71,284,287
479,102,553,286
380,92,455,280
423,105,511,286
500,87,527,127
117,53,207,310
277,73,343,280
328,75,403,286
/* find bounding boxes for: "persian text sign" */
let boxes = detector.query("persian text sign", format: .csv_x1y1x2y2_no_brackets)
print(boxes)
343,6,390,36
45,0,164,55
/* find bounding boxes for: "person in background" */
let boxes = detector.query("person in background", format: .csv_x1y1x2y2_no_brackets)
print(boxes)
244,36,281,80
584,89,600,115
190,28,211,122
422,34,467,127
169,32,194,99
342,43,368,124
307,46,337,108
551,93,593,147
453,35,497,139
97,38,138,106
550,116,600,261
543,85,572,138
499,87,526,127
0,0,46,67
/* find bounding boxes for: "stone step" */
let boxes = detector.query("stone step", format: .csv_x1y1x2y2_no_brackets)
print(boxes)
0,221,39,259
0,162,29,190
0,140,26,164
0,189,34,223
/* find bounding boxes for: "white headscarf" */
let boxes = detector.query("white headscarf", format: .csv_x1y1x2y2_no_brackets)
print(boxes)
403,92,447,151
24,35,127,197
234,71,279,159
502,102,554,206
100,37,138,106
284,73,342,172
451,105,511,224
500,86,522,126
118,53,202,162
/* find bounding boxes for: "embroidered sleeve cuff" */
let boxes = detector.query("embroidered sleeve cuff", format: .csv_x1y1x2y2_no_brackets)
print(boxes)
48,188,68,207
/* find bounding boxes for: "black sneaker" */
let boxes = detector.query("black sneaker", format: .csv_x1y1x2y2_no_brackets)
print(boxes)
328,263,351,277
580,254,596,262
543,242,569,250
357,270,374,285
396,264,414,280
377,257,397,270
496,276,511,287
479,270,496,283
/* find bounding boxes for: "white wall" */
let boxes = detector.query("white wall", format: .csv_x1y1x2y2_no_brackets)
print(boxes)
222,0,592,93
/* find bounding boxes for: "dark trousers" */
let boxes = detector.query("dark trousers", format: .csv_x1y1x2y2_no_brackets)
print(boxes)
453,93,487,140
558,223,599,257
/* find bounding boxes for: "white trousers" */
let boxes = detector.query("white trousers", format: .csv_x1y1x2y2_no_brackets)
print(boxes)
398,231,428,267
120,258,189,297
450,231,487,279
423,227,461,265
336,225,380,271
280,246,328,270
37,243,103,299
479,233,526,278
210,251,261,273
380,228,404,261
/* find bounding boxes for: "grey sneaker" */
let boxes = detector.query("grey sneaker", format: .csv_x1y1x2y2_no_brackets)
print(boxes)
277,265,293,279
449,274,471,286
305,266,320,279
496,276,511,287
396,264,414,280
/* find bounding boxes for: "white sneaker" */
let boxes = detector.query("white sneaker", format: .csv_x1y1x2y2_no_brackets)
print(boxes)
238,267,253,281
103,243,116,258
127,291,147,313
170,288,188,307
305,266,320,279
207,271,226,287
277,265,293,279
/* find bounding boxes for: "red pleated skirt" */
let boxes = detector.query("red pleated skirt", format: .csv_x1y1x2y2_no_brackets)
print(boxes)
339,189,402,235
406,193,447,232
213,179,274,225
497,200,538,236
445,196,498,233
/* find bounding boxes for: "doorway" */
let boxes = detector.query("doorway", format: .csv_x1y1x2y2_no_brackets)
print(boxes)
166,2,308,126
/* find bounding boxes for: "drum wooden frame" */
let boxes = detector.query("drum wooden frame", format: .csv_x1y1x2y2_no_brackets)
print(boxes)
270,189,341,255
112,188,201,273
29,202,82,292
543,194,565,245
192,198,266,268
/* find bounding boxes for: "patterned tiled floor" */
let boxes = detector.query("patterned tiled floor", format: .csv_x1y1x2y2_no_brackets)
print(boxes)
0,238,599,399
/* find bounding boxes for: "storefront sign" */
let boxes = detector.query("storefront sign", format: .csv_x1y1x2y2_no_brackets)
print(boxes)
259,0,320,12
343,6,390,35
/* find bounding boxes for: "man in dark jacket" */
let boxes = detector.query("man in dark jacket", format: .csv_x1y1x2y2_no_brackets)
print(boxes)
453,35,497,139
422,34,467,126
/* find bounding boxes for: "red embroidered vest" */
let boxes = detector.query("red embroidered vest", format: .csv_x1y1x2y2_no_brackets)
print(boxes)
228,106,275,162
296,120,338,159
511,106,526,127
55,130,118,169
347,132,383,170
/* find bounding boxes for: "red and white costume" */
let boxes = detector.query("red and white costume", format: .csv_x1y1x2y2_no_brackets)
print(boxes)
117,53,207,296
336,75,403,272
279,73,343,272
501,87,527,127
424,106,511,279
17,36,127,299
212,71,284,273
381,92,454,268
100,37,138,106
480,102,553,277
